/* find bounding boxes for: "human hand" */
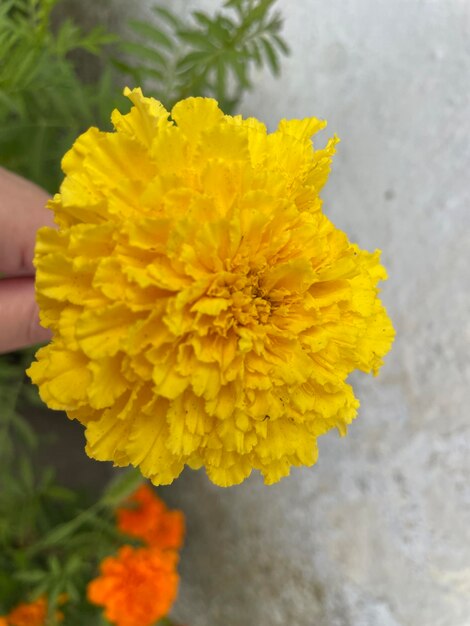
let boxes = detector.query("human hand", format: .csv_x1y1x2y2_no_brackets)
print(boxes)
0,167,54,353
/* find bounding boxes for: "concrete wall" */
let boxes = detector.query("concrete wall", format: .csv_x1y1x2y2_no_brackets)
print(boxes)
60,1,470,624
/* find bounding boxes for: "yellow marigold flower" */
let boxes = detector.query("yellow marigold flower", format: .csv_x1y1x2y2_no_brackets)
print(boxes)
88,545,179,626
116,483,185,550
28,88,394,487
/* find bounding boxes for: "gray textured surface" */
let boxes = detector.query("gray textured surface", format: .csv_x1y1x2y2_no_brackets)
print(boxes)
54,1,470,624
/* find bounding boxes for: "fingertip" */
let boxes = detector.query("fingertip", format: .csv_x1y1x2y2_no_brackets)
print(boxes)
0,278,51,354
0,167,52,277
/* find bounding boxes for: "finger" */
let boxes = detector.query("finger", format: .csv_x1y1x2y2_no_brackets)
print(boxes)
0,277,51,353
0,167,53,277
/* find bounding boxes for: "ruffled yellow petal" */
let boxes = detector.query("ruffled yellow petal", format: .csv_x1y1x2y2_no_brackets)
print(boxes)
171,97,224,142
27,343,91,410
277,117,327,141
87,356,128,409
112,86,170,147
76,304,139,358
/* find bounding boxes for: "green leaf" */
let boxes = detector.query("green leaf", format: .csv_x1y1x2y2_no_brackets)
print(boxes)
205,17,233,43
0,0,15,21
141,66,165,82
216,57,227,100
48,554,61,575
261,36,280,75
152,6,182,30
25,504,101,555
273,33,290,55
19,457,35,491
229,54,250,88
54,18,81,56
121,40,167,68
63,579,80,602
129,20,174,50
192,11,213,29
10,48,40,87
29,120,47,182
100,468,144,507
39,466,55,488
266,14,283,33
14,569,45,583
63,553,84,576
111,57,143,84
79,27,117,54
96,66,119,128
10,413,37,449
177,50,211,72
44,485,77,503
246,39,262,68
0,94,24,120
177,29,214,51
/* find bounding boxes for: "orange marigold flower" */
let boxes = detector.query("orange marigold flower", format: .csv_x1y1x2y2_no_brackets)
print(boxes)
4,595,66,626
117,484,185,550
88,545,179,626
6,596,47,626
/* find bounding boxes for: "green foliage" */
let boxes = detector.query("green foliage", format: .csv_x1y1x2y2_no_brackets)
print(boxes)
121,0,289,112
0,0,122,192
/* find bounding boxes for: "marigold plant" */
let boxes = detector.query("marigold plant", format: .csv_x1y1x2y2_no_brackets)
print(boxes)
88,545,179,626
28,88,394,487
117,484,184,550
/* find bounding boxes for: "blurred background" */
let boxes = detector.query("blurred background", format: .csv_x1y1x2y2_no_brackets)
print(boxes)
1,1,469,624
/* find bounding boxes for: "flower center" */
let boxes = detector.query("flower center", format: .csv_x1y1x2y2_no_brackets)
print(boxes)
204,267,275,330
